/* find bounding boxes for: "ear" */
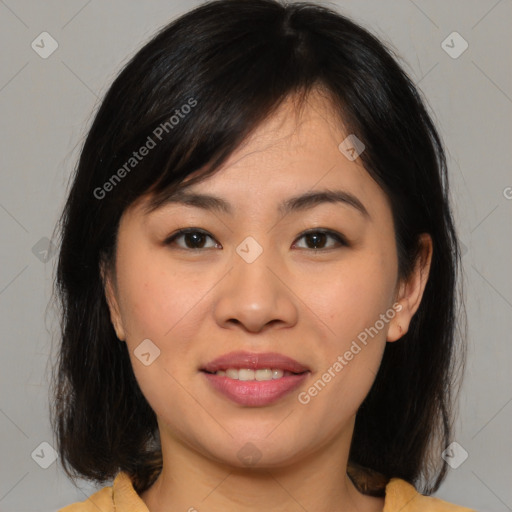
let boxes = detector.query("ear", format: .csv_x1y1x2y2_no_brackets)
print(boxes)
387,233,433,342
100,258,126,341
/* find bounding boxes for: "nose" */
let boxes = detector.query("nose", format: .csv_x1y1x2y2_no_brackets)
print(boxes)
212,243,299,334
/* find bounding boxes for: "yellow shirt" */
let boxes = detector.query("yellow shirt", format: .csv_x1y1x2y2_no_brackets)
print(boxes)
58,471,476,511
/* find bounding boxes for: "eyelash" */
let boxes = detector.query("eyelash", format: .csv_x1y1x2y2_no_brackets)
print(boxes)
163,228,349,251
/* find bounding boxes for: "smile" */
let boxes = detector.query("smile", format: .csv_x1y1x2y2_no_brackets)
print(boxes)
200,351,310,407
208,368,295,380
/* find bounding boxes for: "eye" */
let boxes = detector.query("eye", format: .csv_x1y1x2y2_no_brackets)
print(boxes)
293,229,348,250
164,228,348,251
164,229,221,250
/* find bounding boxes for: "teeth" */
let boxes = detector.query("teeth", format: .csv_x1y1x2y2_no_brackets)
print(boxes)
226,369,239,379
238,369,255,381
214,368,286,380
256,369,273,381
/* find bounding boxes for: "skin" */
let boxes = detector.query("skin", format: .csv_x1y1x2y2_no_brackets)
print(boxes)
103,89,432,512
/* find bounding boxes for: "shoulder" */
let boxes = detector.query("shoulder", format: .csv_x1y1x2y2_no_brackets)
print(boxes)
58,472,149,512
384,478,477,512
58,485,113,512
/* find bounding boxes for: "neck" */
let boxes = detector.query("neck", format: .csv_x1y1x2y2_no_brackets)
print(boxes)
140,426,384,512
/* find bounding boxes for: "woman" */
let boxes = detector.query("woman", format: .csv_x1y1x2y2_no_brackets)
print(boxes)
51,1,474,510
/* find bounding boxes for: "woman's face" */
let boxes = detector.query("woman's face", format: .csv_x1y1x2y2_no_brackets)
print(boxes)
104,91,428,468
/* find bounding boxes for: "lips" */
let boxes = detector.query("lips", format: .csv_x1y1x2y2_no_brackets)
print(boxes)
200,351,310,407
201,351,310,374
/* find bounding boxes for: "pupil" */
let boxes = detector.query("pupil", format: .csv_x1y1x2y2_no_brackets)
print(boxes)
308,233,325,249
187,233,205,248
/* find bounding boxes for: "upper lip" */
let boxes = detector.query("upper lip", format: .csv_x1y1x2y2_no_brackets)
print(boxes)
201,351,310,374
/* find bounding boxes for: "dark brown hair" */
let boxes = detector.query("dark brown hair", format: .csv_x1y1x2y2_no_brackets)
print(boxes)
50,0,465,496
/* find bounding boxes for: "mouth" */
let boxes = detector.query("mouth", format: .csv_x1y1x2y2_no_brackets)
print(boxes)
200,351,310,406
202,368,301,380
201,350,310,374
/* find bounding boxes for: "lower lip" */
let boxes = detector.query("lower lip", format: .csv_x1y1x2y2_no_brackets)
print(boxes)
202,371,309,407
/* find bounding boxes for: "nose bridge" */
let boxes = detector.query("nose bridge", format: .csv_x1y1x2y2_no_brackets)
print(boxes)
233,234,278,298
212,234,298,332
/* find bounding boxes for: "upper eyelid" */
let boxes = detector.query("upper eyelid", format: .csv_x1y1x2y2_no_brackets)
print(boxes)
293,229,348,247
164,228,216,245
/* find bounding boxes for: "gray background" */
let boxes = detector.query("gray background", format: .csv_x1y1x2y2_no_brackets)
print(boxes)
0,1,511,511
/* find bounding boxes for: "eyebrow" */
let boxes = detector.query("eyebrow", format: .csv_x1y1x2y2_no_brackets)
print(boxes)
146,188,370,218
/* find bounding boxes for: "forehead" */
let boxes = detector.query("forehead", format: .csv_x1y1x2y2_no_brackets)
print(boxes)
132,89,389,221
232,88,347,157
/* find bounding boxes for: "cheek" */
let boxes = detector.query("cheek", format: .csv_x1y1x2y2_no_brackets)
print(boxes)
114,246,221,403
114,249,209,424
115,246,205,342
296,249,396,410
305,248,397,340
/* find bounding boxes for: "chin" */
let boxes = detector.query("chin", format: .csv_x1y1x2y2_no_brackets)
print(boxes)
195,432,310,470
